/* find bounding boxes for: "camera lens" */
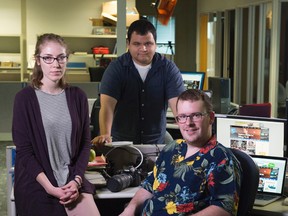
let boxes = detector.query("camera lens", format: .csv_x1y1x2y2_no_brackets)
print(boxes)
107,173,133,192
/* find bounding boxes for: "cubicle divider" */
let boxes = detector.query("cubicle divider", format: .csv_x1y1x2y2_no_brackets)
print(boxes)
6,145,16,216
69,82,100,99
0,81,100,141
0,82,25,141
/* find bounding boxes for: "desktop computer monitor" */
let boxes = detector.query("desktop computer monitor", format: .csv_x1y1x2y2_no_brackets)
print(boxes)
208,77,231,114
215,114,287,157
180,71,205,90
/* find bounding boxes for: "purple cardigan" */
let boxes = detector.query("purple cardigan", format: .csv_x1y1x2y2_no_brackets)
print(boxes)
12,85,95,215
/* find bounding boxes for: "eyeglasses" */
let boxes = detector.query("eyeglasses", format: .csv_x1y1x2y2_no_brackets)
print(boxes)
39,55,68,64
176,112,209,123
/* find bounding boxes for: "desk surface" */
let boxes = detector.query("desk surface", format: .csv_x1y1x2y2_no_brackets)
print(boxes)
252,198,288,216
11,177,288,216
94,186,288,216
95,187,138,199
99,181,288,215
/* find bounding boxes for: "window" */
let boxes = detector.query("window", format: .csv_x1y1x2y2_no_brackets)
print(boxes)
146,16,175,55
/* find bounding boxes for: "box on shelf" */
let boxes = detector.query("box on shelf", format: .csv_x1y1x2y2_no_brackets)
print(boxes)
126,7,139,26
92,46,110,54
101,8,139,27
101,13,117,26
102,1,117,16
92,26,116,35
89,18,103,26
67,62,86,69
13,62,20,67
0,61,13,67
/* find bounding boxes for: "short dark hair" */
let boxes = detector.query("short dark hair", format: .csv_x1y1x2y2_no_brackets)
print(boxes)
127,19,157,43
176,89,213,113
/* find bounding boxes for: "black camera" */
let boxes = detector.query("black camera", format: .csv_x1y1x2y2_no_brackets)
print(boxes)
106,166,142,192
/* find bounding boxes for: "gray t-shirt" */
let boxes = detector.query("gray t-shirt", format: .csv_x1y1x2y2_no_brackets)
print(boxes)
36,89,72,186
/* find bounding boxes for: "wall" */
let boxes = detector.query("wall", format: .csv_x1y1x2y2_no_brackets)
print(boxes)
0,0,21,34
25,0,106,60
174,0,197,71
0,0,135,63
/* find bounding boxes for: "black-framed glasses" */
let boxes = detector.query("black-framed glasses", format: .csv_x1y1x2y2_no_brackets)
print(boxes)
176,112,209,123
39,55,68,64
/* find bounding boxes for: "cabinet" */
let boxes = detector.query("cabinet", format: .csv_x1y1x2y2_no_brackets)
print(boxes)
0,35,22,81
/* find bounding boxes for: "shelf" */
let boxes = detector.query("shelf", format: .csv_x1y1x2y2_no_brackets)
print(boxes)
0,67,21,70
0,35,22,81
66,68,88,73
0,53,21,56
62,35,117,55
70,53,117,58
62,34,116,39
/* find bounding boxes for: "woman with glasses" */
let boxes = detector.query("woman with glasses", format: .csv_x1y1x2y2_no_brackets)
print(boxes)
12,33,100,216
120,89,242,216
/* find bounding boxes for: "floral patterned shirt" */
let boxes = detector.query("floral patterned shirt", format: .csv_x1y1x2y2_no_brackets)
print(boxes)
141,135,242,216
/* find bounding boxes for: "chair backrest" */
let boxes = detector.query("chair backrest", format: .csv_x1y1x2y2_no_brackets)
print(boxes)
90,98,101,138
164,131,174,144
239,103,271,117
89,66,106,82
230,148,259,216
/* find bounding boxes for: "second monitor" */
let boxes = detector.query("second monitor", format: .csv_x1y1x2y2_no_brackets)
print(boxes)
215,114,287,157
208,76,231,114
181,71,205,90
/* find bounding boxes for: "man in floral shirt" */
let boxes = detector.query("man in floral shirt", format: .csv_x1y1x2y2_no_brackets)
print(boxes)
120,89,242,216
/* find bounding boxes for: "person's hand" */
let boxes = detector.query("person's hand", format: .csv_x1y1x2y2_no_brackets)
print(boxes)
46,186,68,200
91,134,112,146
59,180,80,205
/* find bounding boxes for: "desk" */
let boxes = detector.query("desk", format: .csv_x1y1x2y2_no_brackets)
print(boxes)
94,187,138,215
252,198,288,216
95,187,138,199
95,186,288,216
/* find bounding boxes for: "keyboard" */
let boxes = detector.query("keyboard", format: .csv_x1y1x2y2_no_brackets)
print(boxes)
256,194,278,201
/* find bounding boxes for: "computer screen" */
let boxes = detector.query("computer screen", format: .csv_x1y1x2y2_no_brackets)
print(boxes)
215,114,287,157
181,71,205,90
208,76,231,114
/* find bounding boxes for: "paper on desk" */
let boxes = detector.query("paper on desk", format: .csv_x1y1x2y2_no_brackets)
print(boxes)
85,171,107,185
104,141,133,147
88,154,107,167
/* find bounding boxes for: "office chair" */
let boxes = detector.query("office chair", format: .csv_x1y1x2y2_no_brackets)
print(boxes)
238,103,271,117
164,130,174,144
90,98,101,138
88,67,106,82
230,148,259,216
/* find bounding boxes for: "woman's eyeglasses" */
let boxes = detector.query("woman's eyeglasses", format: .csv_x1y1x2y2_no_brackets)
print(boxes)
39,55,68,64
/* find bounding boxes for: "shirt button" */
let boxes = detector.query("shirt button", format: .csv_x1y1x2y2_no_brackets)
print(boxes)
141,117,144,120
142,104,144,107
142,89,145,92
141,131,144,134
